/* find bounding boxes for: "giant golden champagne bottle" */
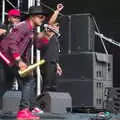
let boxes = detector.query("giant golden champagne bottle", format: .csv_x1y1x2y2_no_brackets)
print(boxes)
18,59,45,77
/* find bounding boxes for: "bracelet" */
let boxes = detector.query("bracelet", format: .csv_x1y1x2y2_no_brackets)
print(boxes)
54,10,59,14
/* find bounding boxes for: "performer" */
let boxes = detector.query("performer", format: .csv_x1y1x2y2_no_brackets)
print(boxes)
35,4,63,94
7,9,21,29
41,21,63,92
0,6,47,120
0,9,21,92
0,9,21,40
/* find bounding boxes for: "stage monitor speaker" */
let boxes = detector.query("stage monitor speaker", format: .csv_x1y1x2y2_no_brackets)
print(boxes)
2,91,21,112
37,92,72,113
59,13,95,54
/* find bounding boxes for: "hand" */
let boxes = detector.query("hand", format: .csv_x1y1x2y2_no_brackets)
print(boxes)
0,29,6,35
37,32,45,38
45,25,56,38
56,63,63,76
18,60,28,71
56,3,64,12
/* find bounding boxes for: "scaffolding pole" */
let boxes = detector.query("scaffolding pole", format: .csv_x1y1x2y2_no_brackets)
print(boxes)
2,0,19,23
17,0,20,9
29,0,34,65
36,0,41,96
29,0,35,65
2,0,5,24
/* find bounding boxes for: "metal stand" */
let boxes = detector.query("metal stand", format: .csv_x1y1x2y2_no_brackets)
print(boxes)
95,31,120,47
92,16,108,55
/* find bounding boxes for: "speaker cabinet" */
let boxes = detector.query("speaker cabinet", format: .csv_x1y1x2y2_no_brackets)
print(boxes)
2,91,21,112
57,79,112,109
59,16,70,54
59,52,113,81
57,52,113,109
37,92,72,113
59,13,95,54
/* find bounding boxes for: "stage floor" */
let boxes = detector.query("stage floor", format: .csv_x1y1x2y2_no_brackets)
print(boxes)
0,112,120,120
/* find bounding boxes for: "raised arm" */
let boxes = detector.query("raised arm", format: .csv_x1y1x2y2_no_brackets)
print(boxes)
48,3,64,25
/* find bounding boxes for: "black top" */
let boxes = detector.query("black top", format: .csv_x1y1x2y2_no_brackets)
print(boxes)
40,34,60,63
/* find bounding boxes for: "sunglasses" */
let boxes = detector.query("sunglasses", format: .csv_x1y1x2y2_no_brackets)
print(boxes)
12,16,21,19
37,15,46,19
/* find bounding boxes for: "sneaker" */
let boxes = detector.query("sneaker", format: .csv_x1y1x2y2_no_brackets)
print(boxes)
17,108,40,120
32,107,44,114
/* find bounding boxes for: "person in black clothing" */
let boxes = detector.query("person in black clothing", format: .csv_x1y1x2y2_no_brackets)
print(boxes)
34,3,63,93
40,20,63,93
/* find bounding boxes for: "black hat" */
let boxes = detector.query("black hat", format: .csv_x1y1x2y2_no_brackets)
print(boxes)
28,6,48,16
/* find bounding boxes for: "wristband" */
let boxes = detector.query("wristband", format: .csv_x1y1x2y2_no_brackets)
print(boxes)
54,10,59,14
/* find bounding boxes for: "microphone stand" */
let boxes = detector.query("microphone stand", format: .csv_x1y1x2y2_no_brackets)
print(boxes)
95,31,120,48
91,16,108,54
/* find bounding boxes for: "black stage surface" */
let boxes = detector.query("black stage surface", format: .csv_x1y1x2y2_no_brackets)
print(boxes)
0,112,120,120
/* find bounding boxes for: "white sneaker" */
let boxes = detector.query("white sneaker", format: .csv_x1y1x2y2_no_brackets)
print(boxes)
32,107,44,114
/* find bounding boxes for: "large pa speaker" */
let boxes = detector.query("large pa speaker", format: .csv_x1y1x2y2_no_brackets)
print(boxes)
59,13,95,54
57,52,113,109
37,92,72,113
57,79,112,109
57,79,94,107
59,52,113,81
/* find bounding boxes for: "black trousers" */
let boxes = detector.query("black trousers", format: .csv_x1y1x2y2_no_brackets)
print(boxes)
41,62,57,92
0,60,37,110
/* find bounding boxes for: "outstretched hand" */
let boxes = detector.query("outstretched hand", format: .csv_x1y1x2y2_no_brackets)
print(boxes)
56,3,64,12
